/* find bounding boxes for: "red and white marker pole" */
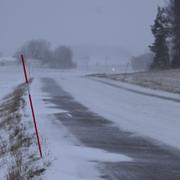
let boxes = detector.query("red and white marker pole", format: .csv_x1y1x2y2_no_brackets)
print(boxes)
20,54,43,158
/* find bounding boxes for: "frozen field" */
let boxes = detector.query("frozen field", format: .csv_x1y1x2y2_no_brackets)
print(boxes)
93,68,180,94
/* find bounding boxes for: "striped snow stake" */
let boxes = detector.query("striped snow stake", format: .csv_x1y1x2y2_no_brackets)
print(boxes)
20,54,43,158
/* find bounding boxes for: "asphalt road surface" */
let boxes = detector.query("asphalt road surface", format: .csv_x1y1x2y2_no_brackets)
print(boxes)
41,77,180,180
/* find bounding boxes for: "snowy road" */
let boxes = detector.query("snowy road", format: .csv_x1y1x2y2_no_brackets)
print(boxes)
40,75,180,180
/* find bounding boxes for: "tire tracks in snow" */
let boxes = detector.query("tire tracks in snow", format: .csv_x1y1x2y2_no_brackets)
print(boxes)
41,77,180,180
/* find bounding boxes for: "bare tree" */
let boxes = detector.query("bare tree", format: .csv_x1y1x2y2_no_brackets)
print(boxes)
53,46,75,68
15,40,76,69
15,39,51,64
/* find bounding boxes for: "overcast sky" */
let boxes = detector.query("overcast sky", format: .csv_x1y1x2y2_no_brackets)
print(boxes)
0,0,164,56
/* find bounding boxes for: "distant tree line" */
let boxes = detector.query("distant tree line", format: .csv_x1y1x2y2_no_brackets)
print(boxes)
15,39,76,69
149,0,180,70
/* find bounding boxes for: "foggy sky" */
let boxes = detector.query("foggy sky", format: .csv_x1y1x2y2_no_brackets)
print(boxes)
0,0,164,56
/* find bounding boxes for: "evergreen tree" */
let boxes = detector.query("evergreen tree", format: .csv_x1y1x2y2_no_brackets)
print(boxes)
149,7,170,69
168,0,180,67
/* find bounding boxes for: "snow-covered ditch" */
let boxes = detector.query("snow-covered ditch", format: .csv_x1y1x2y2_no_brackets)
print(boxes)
0,82,46,179
0,66,23,100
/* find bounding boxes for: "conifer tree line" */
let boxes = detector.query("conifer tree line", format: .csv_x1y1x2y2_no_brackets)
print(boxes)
150,0,180,69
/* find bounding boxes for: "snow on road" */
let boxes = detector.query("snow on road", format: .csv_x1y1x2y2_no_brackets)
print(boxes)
47,71,180,150
30,77,131,179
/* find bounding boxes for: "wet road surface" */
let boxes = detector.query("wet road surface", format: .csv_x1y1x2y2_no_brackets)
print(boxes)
41,77,180,180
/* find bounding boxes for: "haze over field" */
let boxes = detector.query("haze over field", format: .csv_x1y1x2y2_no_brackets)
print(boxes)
2,1,180,179
1,0,164,56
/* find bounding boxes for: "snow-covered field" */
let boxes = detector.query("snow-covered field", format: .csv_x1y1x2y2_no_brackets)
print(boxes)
96,68,180,94
0,66,23,99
